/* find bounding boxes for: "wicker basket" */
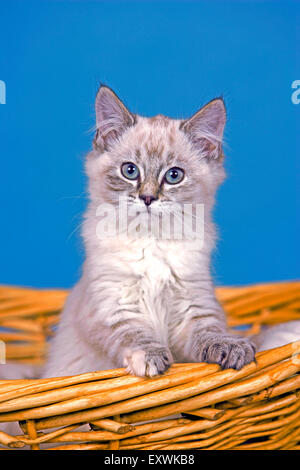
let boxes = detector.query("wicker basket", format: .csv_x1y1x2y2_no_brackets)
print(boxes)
0,281,299,450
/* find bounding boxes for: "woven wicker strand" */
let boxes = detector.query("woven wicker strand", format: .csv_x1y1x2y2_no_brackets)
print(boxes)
0,280,299,450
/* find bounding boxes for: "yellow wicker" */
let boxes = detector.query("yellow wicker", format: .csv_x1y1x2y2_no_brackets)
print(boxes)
0,280,299,450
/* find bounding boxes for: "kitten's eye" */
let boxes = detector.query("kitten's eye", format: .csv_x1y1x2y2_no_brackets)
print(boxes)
121,162,140,180
164,167,184,185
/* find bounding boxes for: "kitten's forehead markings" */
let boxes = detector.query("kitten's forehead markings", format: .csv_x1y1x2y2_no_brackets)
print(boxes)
145,144,165,161
135,131,147,147
149,117,179,148
135,149,142,162
135,115,177,162
168,131,176,146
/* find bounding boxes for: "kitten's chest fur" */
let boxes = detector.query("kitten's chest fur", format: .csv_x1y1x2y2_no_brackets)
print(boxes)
95,237,193,345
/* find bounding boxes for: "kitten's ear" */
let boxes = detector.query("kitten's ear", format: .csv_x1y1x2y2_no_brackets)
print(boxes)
180,98,226,160
94,86,135,151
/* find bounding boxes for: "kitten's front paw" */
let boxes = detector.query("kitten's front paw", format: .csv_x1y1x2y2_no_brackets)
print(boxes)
198,334,256,370
124,346,173,377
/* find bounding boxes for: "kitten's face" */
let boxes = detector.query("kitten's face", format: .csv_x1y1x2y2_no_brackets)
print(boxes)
86,87,226,219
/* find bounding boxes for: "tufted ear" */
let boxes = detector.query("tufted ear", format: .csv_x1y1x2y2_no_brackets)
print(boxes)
94,86,135,151
180,98,226,160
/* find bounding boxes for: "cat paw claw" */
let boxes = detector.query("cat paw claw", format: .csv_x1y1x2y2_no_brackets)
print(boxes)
198,335,256,370
124,347,173,377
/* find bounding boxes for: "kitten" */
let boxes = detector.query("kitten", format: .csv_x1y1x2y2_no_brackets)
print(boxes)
43,86,256,379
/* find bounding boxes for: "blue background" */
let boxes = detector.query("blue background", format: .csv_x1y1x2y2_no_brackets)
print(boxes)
0,0,299,288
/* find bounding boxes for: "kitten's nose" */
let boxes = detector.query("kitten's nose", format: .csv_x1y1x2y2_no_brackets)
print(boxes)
139,194,157,206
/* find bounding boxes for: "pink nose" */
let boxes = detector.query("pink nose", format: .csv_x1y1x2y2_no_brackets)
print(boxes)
139,194,157,206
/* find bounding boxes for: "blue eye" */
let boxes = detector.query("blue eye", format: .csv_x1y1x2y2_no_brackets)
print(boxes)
165,167,184,184
121,162,140,180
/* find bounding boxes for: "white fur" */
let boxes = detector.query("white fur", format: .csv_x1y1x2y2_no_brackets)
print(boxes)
253,321,300,351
